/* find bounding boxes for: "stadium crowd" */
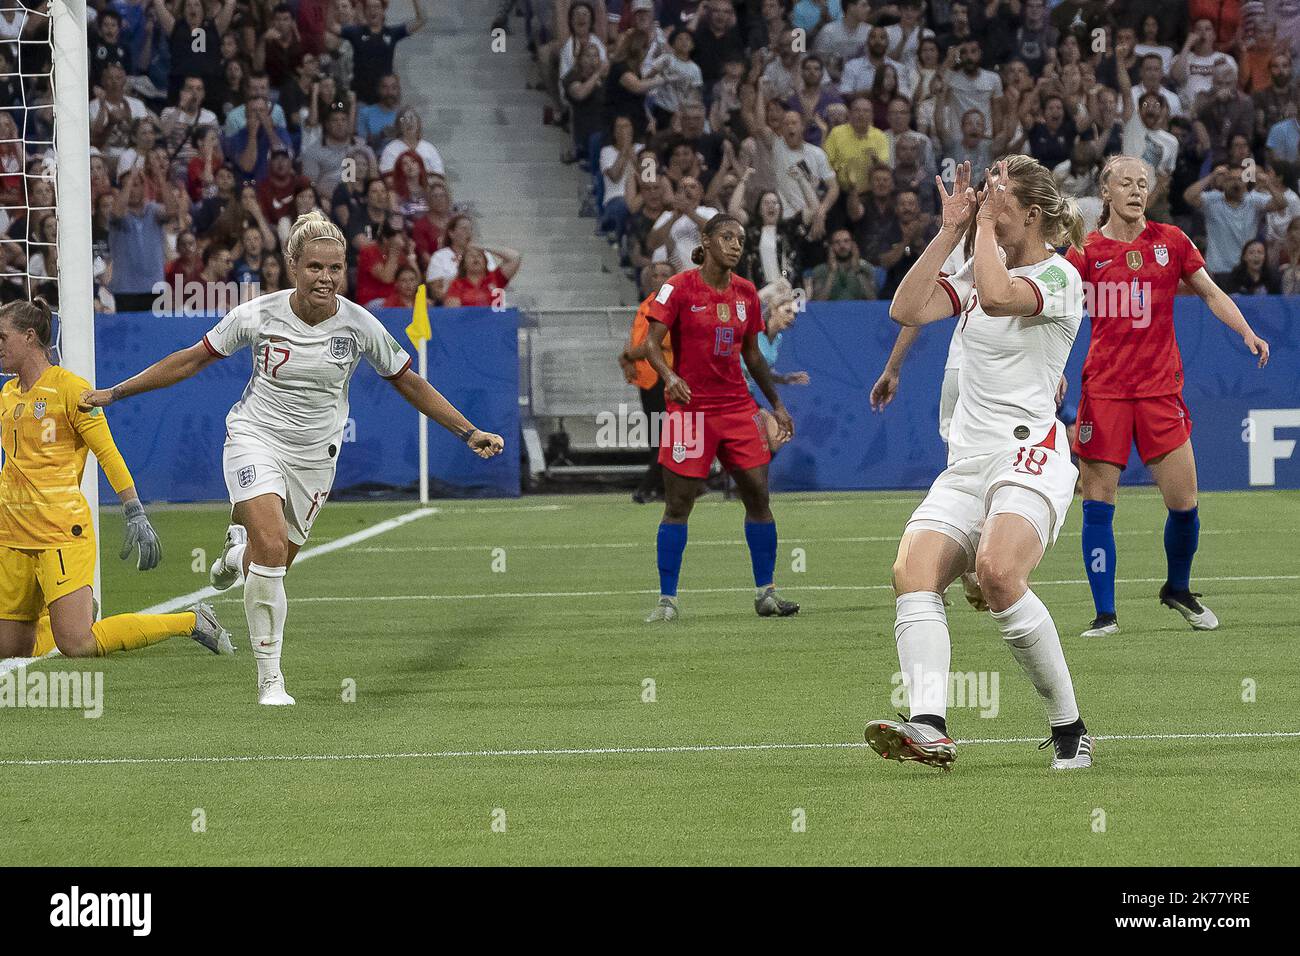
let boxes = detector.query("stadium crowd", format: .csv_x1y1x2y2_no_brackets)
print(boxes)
526,0,1300,301
1,0,523,313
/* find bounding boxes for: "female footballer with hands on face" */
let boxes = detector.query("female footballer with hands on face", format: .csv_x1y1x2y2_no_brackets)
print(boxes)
0,299,233,660
78,212,504,705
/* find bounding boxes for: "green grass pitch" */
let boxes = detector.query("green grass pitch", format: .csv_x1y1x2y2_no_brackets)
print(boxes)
2,489,1297,865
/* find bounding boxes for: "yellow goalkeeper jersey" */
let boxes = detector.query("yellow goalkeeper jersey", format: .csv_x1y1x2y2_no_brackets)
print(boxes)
0,365,135,548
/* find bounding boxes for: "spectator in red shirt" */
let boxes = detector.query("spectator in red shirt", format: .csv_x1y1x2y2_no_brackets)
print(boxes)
442,245,521,307
187,125,224,202
356,225,419,306
257,146,311,227
165,230,203,286
262,4,306,89
296,0,333,55
387,149,433,219
1188,0,1241,51
382,264,424,308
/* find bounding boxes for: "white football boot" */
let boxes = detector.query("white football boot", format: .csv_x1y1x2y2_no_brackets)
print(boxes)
1159,585,1219,630
1041,727,1094,770
865,717,956,770
209,524,248,591
257,675,296,706
1081,613,1120,638
188,602,235,655
645,596,678,622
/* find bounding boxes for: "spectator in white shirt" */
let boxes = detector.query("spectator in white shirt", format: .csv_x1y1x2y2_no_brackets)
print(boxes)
813,0,871,65
758,29,804,103
599,115,643,240
1122,91,1179,179
1172,18,1230,112
647,27,704,126
884,0,934,67
941,39,1001,122
646,176,717,271
1131,53,1185,119
840,26,912,100
425,214,498,301
378,107,446,176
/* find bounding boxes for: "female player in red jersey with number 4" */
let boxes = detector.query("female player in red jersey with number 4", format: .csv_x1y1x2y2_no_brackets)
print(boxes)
632,214,800,621
1066,156,1270,638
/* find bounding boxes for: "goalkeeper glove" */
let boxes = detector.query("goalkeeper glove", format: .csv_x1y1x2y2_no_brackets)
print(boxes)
121,499,162,570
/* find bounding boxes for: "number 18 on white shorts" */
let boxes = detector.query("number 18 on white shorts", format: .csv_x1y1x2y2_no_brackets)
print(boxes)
906,423,1077,566
223,440,337,546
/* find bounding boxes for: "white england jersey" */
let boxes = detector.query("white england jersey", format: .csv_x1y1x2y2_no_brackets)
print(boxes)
203,290,412,462
936,252,1083,465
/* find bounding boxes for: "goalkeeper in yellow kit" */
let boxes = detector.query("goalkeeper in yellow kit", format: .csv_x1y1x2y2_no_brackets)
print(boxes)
0,299,232,658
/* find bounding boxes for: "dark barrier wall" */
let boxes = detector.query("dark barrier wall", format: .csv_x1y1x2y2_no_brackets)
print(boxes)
771,296,1300,492
94,307,520,502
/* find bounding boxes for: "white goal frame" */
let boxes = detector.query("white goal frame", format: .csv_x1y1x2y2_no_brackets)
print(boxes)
51,0,99,601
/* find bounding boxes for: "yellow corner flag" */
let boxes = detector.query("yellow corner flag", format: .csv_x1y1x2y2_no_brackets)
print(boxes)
405,283,431,347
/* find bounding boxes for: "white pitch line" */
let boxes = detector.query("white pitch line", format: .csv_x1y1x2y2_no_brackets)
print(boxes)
2,730,1297,768
206,574,1300,605
136,506,441,614
350,527,1276,554
0,507,442,678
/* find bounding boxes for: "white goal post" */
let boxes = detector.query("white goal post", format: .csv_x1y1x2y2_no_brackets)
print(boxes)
51,0,99,601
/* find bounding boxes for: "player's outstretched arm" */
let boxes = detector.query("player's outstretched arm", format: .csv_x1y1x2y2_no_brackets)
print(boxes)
1185,268,1270,368
388,368,505,459
871,326,922,411
891,162,973,326
741,334,793,442
78,342,221,409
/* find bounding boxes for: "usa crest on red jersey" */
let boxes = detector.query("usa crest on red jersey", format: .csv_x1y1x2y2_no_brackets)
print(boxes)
1154,244,1169,267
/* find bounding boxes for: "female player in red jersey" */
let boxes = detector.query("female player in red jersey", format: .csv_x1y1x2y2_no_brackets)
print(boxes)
1065,156,1271,637
630,214,800,621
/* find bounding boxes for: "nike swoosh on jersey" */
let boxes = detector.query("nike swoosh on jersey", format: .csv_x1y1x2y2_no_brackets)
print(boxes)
1094,259,1111,269
691,305,707,311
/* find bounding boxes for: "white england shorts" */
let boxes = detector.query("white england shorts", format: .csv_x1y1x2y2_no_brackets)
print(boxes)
905,423,1077,567
223,439,337,546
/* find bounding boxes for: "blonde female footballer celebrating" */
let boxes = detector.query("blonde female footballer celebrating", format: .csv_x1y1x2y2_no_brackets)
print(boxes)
80,212,505,705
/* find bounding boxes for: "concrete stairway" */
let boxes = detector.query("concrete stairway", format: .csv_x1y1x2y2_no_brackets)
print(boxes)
396,0,639,311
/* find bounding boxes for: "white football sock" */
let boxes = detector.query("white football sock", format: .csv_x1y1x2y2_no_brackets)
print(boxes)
991,588,1079,727
894,591,951,721
245,563,288,685
224,542,247,577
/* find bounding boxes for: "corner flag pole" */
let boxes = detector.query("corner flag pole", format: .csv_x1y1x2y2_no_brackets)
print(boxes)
405,286,432,505
53,0,100,606
417,338,429,504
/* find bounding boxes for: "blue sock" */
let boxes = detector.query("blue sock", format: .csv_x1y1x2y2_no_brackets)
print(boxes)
1164,506,1199,592
1081,500,1117,616
744,519,778,590
656,522,688,597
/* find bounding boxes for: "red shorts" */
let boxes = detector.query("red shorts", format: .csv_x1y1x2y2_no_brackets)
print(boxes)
658,403,771,479
1072,392,1193,467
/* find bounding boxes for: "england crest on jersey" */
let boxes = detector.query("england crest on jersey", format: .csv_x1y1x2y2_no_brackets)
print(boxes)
329,337,353,361
238,465,257,488
32,400,45,419
1153,243,1169,267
